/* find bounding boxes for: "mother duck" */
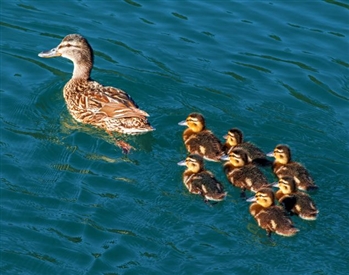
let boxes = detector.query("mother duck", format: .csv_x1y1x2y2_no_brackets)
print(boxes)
38,34,154,152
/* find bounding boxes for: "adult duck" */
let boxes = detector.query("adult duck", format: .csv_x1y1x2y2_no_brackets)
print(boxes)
39,34,154,152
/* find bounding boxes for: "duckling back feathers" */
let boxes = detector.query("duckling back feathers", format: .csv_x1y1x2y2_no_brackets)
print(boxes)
223,148,269,192
178,154,226,201
223,128,271,166
269,145,318,191
275,177,319,220
179,113,223,161
248,188,299,237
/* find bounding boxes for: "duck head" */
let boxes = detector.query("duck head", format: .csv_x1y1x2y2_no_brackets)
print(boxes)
39,34,93,79
178,113,206,133
221,148,248,167
223,128,243,147
246,188,275,208
272,176,296,194
267,144,291,164
178,154,204,173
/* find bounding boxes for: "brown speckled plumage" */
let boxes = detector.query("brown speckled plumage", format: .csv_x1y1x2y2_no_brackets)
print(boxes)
179,113,223,162
178,154,227,202
268,144,318,191
274,176,318,220
223,148,269,193
223,128,271,166
247,188,299,237
39,34,154,135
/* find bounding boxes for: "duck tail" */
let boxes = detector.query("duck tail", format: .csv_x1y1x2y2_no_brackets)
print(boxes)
300,210,319,221
277,227,299,237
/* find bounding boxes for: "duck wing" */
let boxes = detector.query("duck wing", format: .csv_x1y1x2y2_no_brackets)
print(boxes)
86,83,149,119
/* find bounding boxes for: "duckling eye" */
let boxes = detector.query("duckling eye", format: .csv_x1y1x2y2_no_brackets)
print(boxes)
188,161,198,167
187,119,195,125
233,156,242,162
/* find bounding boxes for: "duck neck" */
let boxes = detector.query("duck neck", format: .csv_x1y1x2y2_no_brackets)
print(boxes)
72,60,93,80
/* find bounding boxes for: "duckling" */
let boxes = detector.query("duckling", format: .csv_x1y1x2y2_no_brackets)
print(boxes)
177,154,227,202
247,188,299,237
223,128,271,166
178,113,223,161
38,34,154,153
273,176,319,220
222,148,270,196
267,144,318,191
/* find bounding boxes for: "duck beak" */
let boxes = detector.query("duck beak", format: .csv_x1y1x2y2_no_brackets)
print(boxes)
223,134,228,139
271,182,279,188
266,151,274,157
177,160,186,166
178,120,188,126
220,155,229,161
246,196,256,202
38,47,61,58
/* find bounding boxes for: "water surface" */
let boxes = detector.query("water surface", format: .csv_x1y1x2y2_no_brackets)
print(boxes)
1,1,349,274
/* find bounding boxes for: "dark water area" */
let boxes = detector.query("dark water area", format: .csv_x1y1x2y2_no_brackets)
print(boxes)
1,1,349,274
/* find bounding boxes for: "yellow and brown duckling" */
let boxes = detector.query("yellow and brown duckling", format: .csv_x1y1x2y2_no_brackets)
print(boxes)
178,113,224,162
223,128,271,166
267,144,318,191
222,148,270,196
247,188,299,237
38,34,154,153
178,154,227,203
273,176,319,220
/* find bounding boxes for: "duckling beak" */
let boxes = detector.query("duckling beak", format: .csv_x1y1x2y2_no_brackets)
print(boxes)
177,160,187,166
178,120,188,126
271,182,279,188
220,155,229,161
246,196,256,202
38,47,61,58
266,151,274,157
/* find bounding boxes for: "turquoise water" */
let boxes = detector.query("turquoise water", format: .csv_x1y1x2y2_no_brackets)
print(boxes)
1,0,349,274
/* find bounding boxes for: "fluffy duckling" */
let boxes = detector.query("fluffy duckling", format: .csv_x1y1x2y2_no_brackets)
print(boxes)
178,113,223,161
223,128,271,166
247,188,299,237
273,176,319,220
178,154,227,202
267,144,318,191
222,148,270,196
38,34,154,153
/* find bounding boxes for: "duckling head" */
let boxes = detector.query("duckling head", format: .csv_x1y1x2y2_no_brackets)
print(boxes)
177,154,204,173
267,144,291,164
247,188,275,208
223,148,248,167
223,128,243,147
178,113,205,133
272,176,296,195
38,34,94,79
